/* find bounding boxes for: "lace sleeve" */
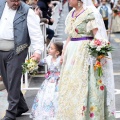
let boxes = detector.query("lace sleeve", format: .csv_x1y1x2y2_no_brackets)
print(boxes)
86,19,98,33
85,11,98,32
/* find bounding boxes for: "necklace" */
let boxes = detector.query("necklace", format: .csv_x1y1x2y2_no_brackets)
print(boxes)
74,7,83,18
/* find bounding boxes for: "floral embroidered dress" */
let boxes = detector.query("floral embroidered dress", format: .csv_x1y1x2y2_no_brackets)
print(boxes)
112,4,120,32
30,55,61,120
56,8,115,120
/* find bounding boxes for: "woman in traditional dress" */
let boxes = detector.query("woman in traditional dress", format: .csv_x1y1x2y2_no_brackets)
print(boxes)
56,0,116,120
111,0,120,32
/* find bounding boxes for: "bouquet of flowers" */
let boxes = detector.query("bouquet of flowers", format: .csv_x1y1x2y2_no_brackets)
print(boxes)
88,38,113,77
112,7,120,17
22,58,38,74
113,7,119,13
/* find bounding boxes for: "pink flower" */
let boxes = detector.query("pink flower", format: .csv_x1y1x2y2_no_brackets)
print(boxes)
111,112,114,115
50,79,55,83
75,28,79,33
90,113,94,118
94,39,102,46
83,106,86,111
107,42,110,45
45,71,51,78
118,13,120,16
100,85,104,91
45,74,48,78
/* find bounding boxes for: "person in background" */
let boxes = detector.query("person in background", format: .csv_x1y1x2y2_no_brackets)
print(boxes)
92,0,99,7
111,0,120,32
107,0,114,9
98,0,112,30
0,0,44,120
68,0,72,11
28,0,43,18
37,0,55,46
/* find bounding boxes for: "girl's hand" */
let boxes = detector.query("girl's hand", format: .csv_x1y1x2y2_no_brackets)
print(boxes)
60,53,64,64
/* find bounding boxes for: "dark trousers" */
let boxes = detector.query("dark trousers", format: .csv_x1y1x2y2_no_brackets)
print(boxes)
46,28,54,40
103,19,108,30
0,49,28,119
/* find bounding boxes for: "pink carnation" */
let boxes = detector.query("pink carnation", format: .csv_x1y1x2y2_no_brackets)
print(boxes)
100,85,104,91
75,28,79,33
94,39,102,46
90,113,94,118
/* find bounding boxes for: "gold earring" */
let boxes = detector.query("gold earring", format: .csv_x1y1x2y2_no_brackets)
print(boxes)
78,1,81,7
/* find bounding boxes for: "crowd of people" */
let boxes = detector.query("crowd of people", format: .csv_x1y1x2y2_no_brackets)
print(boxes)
68,0,120,32
68,0,120,33
91,0,120,32
0,0,118,120
25,0,120,33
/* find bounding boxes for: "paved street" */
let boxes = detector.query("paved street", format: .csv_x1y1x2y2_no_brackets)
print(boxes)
0,2,120,120
111,33,120,120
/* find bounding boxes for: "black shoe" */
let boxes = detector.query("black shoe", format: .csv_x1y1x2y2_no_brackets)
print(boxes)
1,116,15,120
16,108,29,117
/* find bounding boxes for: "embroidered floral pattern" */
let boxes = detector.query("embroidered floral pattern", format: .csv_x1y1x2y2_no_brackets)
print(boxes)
30,56,61,120
16,43,28,54
56,8,115,120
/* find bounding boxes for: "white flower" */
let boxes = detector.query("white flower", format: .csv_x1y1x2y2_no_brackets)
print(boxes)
101,42,106,47
96,46,102,51
103,39,108,42
90,41,96,48
22,58,38,74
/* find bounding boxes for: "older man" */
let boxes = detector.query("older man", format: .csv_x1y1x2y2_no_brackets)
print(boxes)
0,0,44,120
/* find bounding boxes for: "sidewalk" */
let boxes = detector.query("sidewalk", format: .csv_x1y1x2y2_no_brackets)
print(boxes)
0,90,8,118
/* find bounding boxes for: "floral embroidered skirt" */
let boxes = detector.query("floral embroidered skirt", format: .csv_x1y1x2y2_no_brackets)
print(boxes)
30,75,59,120
56,41,115,120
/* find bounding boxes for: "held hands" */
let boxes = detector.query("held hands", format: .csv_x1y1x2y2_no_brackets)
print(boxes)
30,52,41,62
60,52,64,64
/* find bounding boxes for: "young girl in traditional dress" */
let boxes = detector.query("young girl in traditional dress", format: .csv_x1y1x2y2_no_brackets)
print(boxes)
30,41,63,120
